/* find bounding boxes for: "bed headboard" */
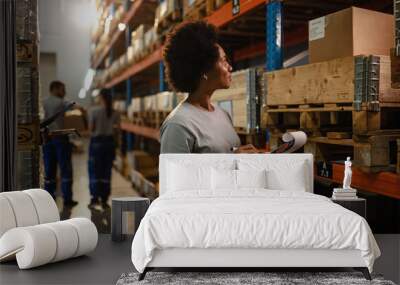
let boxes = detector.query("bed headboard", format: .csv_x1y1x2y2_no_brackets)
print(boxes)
159,154,314,196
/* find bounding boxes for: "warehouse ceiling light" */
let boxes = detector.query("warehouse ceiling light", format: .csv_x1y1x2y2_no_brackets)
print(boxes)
78,88,87,99
84,69,96,91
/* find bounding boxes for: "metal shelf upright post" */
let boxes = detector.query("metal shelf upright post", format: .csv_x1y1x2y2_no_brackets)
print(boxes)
159,0,165,92
110,2,116,98
125,1,134,151
159,61,165,92
395,0,400,55
266,0,283,71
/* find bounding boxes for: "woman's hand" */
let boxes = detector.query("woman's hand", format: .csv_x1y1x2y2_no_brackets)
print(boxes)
233,144,261,154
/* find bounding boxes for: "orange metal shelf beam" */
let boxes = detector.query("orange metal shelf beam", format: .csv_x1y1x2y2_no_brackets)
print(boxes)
206,0,267,27
233,42,265,62
103,0,268,87
120,121,160,141
104,47,162,88
319,163,400,199
92,0,145,69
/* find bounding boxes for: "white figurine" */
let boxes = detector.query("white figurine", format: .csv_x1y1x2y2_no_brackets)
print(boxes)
343,157,352,189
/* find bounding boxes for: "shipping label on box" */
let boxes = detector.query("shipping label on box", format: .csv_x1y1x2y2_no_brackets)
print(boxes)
309,16,325,41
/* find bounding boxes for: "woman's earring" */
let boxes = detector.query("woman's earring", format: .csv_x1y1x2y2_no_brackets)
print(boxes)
203,74,208,80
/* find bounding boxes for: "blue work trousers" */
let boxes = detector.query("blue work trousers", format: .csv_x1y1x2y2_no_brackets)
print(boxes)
88,136,115,202
43,137,73,201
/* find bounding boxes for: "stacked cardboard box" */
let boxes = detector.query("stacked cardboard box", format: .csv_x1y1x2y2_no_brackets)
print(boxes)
308,7,394,64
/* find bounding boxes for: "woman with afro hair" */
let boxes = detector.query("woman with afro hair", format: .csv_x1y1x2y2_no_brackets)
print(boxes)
160,20,258,154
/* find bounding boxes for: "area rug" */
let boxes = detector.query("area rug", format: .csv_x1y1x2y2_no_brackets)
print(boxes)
116,271,395,285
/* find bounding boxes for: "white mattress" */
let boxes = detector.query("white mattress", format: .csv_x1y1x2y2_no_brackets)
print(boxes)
131,190,380,273
148,248,365,268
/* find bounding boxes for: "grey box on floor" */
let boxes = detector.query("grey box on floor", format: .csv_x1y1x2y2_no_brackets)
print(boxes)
111,197,150,242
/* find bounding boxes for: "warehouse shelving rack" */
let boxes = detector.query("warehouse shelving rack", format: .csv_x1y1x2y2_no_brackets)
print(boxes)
91,0,399,200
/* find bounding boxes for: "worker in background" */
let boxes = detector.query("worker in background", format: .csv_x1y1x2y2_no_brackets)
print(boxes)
42,81,78,207
88,89,119,210
160,21,259,154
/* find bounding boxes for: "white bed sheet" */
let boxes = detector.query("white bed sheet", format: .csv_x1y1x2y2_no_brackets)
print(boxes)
131,190,380,273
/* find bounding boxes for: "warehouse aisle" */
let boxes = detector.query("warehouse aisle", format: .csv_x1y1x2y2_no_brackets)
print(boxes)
56,138,139,233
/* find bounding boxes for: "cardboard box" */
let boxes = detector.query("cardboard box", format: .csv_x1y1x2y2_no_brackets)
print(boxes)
127,150,158,172
309,7,394,63
144,27,157,49
64,110,87,132
143,95,157,111
156,92,175,112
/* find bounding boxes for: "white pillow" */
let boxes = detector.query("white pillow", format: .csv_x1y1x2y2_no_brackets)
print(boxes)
237,159,308,191
211,169,267,190
211,168,236,190
237,169,267,189
265,162,307,191
167,162,212,191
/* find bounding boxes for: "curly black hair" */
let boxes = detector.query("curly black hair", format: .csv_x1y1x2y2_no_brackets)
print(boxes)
163,21,220,93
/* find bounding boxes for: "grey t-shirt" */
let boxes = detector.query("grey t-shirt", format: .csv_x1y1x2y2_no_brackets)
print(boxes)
43,95,70,131
160,102,241,153
88,106,120,137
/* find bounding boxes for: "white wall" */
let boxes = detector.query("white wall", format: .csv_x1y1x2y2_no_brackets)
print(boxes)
39,0,96,107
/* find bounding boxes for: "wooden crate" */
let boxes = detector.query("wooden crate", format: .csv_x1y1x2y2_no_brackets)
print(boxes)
127,150,158,172
391,48,400,89
263,104,400,136
211,68,261,134
263,55,398,108
183,0,213,20
214,0,229,9
397,139,400,174
143,28,160,56
353,131,400,170
155,0,182,33
302,130,400,172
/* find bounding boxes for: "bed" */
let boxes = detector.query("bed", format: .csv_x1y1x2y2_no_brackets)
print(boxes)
131,154,380,281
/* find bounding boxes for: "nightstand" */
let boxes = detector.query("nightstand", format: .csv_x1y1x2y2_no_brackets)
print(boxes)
331,198,366,219
111,197,150,242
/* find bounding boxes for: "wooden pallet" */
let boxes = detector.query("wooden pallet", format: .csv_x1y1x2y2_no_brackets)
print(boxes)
213,0,229,10
157,9,181,33
263,104,400,136
300,130,400,172
266,103,354,112
183,0,212,20
262,55,399,110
